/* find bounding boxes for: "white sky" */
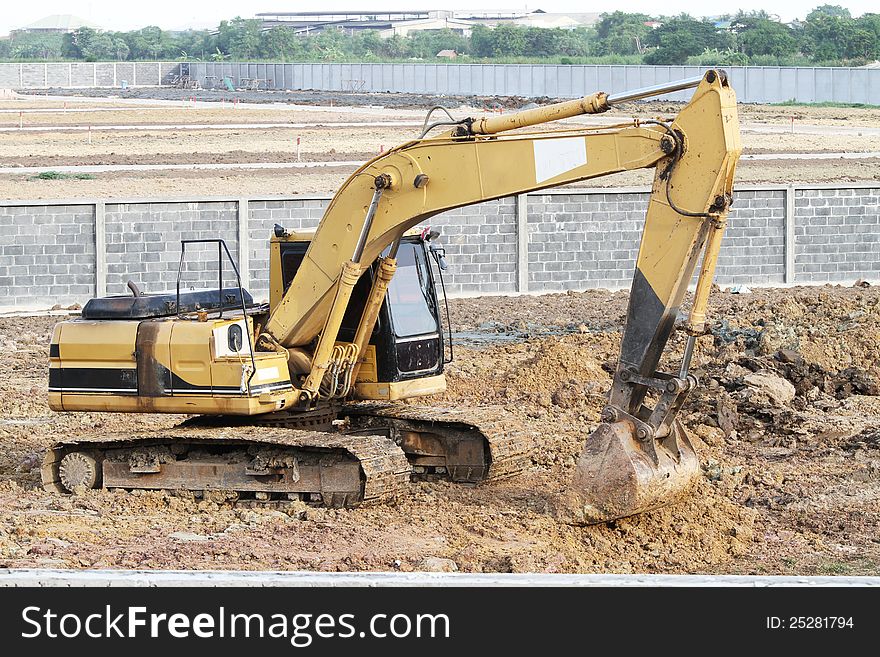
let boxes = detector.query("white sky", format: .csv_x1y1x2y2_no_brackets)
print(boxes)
1,1,875,37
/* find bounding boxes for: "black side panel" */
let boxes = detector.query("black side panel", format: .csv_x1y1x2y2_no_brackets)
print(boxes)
82,288,254,320
54,367,138,394
279,243,309,298
395,338,441,373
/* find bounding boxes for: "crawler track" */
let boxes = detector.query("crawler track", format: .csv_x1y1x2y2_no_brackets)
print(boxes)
344,403,534,483
42,425,411,507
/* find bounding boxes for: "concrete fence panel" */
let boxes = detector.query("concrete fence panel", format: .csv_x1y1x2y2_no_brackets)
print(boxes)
0,62,878,103
182,62,880,105
0,184,878,309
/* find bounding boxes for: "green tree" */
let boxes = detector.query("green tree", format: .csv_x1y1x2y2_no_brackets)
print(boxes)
731,13,797,57
112,37,130,61
10,32,63,60
81,32,116,60
807,5,851,20
489,24,527,56
523,27,562,57
311,28,348,60
852,14,880,59
595,11,651,56
433,28,469,56
469,25,494,57
644,16,731,65
260,27,304,60
125,26,164,60
802,14,852,60
378,34,412,59
349,30,384,58
217,18,262,59
174,30,217,61
408,31,440,58
62,26,97,59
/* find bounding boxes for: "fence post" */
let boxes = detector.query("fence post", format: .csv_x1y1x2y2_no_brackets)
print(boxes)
784,185,796,284
95,201,107,297
516,194,529,293
238,198,250,290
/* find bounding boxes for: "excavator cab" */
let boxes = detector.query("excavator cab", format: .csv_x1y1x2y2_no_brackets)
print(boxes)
270,228,449,400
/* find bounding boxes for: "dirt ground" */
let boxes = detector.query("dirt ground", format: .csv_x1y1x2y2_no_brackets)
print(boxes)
1,87,877,575
0,88,877,200
1,285,878,575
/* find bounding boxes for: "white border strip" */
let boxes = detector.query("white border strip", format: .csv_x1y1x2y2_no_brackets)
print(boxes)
1,570,878,588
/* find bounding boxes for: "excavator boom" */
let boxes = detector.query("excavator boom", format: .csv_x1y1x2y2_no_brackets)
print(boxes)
260,69,741,523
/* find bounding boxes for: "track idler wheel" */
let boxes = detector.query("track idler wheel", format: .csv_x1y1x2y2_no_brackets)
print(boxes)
560,418,699,525
58,452,99,494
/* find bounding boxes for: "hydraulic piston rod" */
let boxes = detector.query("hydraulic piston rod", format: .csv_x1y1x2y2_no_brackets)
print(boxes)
606,75,705,106
468,74,707,136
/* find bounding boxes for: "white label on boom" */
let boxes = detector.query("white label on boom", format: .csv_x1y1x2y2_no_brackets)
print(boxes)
533,137,587,183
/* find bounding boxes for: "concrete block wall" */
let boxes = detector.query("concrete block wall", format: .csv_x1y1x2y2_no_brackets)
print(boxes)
247,198,328,296
527,192,644,292
714,189,787,285
0,184,877,308
425,199,518,295
526,189,787,292
0,203,96,303
104,201,239,296
0,62,178,88
244,197,517,298
794,188,880,282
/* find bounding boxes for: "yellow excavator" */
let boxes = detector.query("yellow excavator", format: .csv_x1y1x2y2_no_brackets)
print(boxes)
44,70,741,523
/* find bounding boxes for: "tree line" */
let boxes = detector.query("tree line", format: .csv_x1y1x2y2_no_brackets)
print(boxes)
2,6,878,67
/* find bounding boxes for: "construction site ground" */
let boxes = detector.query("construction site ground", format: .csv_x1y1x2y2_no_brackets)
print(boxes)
0,88,877,200
1,285,879,574
0,88,878,575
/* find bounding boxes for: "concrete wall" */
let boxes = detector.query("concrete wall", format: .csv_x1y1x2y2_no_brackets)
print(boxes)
2,62,876,103
188,63,880,105
0,62,178,88
104,201,239,296
794,187,880,282
0,184,878,308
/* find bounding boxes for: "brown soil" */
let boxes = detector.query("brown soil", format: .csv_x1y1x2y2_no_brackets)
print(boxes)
4,158,878,202
0,95,877,200
0,150,373,168
2,285,878,575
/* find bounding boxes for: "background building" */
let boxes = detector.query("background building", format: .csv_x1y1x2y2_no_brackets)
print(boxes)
255,9,600,38
12,14,103,35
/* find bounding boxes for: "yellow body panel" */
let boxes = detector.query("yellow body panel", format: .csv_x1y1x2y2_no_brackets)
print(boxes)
354,374,446,401
50,315,295,414
57,320,138,370
355,345,378,383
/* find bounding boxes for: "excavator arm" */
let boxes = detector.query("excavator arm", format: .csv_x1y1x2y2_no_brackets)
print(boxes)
260,70,741,523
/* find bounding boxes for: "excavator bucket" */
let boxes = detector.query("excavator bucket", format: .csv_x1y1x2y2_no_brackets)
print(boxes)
561,418,699,525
